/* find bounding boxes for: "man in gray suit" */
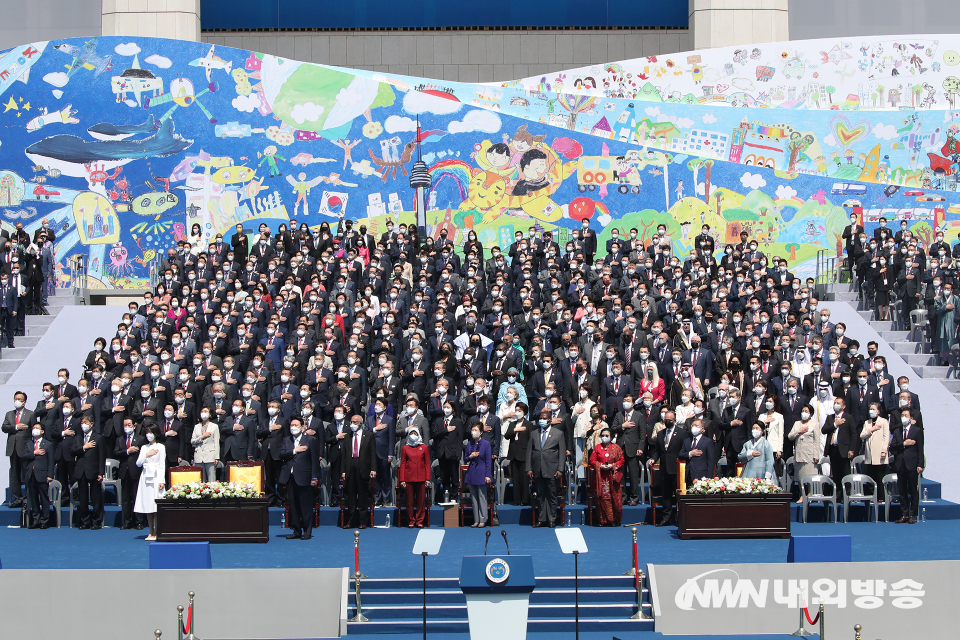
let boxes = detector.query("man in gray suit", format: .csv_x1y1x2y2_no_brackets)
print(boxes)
527,407,566,528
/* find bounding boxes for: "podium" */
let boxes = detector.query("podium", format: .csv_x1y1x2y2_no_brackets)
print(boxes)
459,555,535,640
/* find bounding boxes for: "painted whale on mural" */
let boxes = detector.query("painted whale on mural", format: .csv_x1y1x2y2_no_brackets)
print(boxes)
87,115,157,140
24,118,193,177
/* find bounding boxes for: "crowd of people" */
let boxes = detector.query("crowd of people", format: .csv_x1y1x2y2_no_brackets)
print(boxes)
1,214,930,540
0,219,58,347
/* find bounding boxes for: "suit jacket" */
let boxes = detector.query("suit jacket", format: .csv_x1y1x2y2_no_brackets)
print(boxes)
70,430,106,480
889,423,924,472
257,415,288,460
366,412,396,460
114,432,147,480
279,433,320,486
821,411,858,459
679,434,715,480
220,413,258,460
654,425,690,476
504,418,533,462
19,436,53,481
526,424,566,478
100,392,131,437
2,407,34,456
612,407,649,457
718,403,755,456
340,429,377,476
431,416,465,460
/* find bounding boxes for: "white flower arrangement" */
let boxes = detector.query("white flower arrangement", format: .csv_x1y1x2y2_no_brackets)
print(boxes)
162,481,261,500
688,477,782,495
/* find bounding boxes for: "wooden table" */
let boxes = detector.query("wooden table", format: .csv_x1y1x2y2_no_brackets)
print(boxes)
156,498,270,543
677,493,792,539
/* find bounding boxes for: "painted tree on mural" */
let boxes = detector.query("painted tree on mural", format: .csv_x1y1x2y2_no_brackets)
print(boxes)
702,159,713,205
786,133,813,173
687,158,704,198
944,76,960,109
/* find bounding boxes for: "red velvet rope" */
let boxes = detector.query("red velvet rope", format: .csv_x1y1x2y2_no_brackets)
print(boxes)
182,605,192,634
632,539,639,591
803,606,820,625
354,542,360,575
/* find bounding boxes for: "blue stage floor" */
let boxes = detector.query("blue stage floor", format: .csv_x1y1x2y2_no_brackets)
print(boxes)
3,519,959,576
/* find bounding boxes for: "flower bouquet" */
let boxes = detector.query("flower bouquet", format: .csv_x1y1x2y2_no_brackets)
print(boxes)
688,477,781,495
162,481,261,500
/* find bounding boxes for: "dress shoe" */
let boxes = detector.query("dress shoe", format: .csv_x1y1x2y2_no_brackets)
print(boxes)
39,523,48,529
136,524,144,530
301,534,313,540
895,517,908,523
286,533,302,539
78,523,90,530
417,524,424,528
907,517,916,524
408,523,415,528
120,525,132,530
92,524,102,530
359,524,367,529
629,500,639,507
471,522,479,528
478,522,485,528
28,522,40,529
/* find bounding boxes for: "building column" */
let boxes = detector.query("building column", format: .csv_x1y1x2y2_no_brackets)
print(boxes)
102,0,201,41
689,0,788,50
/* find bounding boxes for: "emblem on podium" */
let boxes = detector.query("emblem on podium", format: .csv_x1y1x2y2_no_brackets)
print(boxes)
485,557,510,583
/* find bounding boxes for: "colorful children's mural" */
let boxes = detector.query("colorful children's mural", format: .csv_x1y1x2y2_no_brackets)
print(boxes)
3,36,960,290
499,34,960,111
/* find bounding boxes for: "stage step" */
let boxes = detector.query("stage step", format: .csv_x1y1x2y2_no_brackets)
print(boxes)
347,573,652,635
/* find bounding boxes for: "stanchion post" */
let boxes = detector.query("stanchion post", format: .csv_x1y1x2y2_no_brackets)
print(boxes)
177,607,183,640
790,591,813,636
854,623,861,640
819,604,824,640
354,529,369,579
623,526,637,576
185,592,196,640
351,569,369,622
155,630,162,640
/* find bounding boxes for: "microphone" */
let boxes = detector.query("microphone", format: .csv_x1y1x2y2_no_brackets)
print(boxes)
484,530,491,555
501,529,511,555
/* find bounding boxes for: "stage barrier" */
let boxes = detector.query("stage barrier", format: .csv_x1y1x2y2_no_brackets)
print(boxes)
0,567,348,640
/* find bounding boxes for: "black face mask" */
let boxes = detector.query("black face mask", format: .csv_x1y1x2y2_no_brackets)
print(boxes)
664,419,675,428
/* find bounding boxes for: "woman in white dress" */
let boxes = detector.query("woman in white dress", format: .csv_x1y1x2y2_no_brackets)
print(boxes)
188,223,205,256
135,425,167,541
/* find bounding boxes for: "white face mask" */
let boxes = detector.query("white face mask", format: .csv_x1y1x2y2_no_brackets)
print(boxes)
690,426,701,437
32,428,42,438
289,427,302,437
801,411,811,421
146,433,156,442
752,429,763,439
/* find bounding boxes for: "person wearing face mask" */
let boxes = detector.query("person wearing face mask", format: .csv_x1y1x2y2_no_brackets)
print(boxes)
739,421,775,481
589,426,624,526
503,401,532,506
279,417,320,540
69,417,105,529
18,420,52,529
821,397,858,493
889,408,924,524
464,422,493,527
133,425,166,540
366,398,395,508
870,252,892,321
758,394,785,467
340,416,377,529
527,407,566,528
258,400,289,506
859,401,890,503
100,377,132,459
717,389,754,478
398,427,431,528
679,418,716,482
191,407,221,482
431,400,465,501
114,417,147,530
787,403,822,499
845,371,879,428
653,410,688,526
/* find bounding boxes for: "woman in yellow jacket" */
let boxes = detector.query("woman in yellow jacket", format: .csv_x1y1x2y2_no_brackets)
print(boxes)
858,402,889,501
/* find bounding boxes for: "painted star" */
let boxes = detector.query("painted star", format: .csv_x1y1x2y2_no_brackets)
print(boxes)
20,101,30,112
3,97,18,112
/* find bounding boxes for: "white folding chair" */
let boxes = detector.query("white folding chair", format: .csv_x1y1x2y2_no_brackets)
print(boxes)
882,473,901,523
842,473,879,523
801,474,838,523
101,458,121,506
47,480,62,528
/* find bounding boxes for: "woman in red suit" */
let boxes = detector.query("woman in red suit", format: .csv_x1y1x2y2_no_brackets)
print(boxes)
637,362,665,403
589,427,624,526
399,427,431,528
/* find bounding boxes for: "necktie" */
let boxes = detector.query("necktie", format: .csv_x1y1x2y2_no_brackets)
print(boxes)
541,428,548,447
353,433,359,457
127,435,132,448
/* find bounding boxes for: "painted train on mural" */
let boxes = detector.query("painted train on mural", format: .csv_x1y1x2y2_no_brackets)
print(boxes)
3,36,960,290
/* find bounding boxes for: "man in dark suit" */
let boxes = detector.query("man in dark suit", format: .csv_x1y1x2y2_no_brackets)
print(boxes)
114,417,146,530
527,407,566,528
158,403,187,467
889,409,924,524
431,400,464,501
845,372,879,429
2,392,33,507
679,418,716,482
70,417,105,529
231,224,250,265
367,397,396,506
717,389,754,477
611,394,648,506
221,399,258,463
653,411,688,526
821,397,858,491
280,416,320,539
778,380,808,460
341,414,377,528
0,273,17,348
600,361,633,419
100,379,131,459
19,420,52,528
258,400,288,506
